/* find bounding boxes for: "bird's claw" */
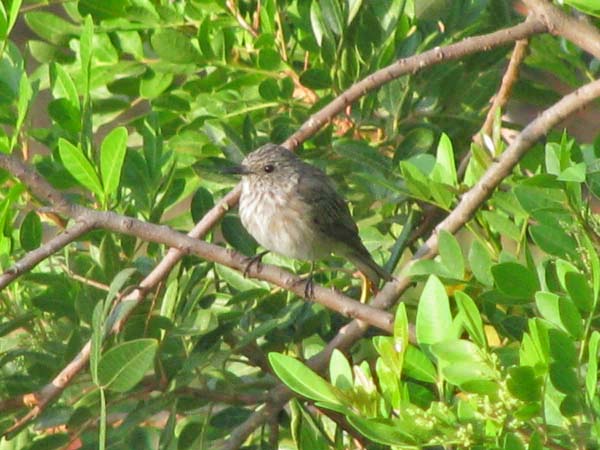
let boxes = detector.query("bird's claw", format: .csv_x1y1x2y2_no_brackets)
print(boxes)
242,250,269,277
303,275,314,299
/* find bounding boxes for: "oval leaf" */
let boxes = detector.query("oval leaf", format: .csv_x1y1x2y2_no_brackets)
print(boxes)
97,338,158,392
269,353,344,406
19,210,42,251
416,275,452,346
58,138,103,198
100,126,128,199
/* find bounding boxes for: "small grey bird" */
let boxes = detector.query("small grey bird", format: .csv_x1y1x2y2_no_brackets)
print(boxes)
226,143,390,296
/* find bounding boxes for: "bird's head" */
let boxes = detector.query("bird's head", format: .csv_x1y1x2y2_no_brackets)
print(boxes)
224,144,300,181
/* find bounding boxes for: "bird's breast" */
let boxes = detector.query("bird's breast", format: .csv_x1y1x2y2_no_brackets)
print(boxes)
239,181,330,260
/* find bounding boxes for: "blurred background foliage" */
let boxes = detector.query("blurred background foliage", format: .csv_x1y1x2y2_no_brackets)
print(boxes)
1,0,600,449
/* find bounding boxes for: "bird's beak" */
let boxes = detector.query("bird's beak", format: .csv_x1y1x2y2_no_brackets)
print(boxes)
221,164,252,175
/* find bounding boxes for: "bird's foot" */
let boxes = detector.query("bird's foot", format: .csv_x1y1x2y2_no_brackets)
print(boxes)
304,274,315,299
242,250,269,277
292,273,315,299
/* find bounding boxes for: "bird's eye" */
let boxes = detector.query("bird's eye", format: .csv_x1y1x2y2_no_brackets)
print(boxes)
263,164,275,173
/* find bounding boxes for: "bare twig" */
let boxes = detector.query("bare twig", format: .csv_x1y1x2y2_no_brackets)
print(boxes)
458,39,530,177
226,0,258,37
282,18,547,150
0,219,95,290
477,39,530,145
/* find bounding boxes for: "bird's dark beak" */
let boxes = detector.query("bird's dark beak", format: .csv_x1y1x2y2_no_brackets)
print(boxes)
221,164,252,175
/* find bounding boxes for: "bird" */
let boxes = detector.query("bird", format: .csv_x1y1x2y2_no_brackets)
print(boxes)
225,143,391,297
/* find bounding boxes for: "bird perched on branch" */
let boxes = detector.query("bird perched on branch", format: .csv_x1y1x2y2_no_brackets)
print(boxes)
225,143,391,297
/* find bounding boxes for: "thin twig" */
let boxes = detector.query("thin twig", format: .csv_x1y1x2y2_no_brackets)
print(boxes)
0,219,95,290
226,0,258,38
458,39,530,177
477,39,530,144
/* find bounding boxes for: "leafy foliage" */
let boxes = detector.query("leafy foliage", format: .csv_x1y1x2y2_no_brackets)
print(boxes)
1,0,600,449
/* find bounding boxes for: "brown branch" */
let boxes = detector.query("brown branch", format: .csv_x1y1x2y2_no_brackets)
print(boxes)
477,39,530,145
522,0,600,59
58,263,110,292
282,17,547,150
458,38,530,177
0,154,394,436
0,219,95,290
226,0,258,38
217,75,600,450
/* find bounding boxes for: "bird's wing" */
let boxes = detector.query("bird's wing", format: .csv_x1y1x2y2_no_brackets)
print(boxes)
296,166,366,252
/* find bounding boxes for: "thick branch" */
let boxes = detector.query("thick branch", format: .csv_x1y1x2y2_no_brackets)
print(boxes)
522,0,600,59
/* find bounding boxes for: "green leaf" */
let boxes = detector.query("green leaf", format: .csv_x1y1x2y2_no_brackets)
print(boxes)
140,70,173,99
507,366,541,401
529,223,578,258
564,0,600,17
269,353,345,406
310,1,325,46
58,139,103,199
221,216,257,257
172,309,218,336
416,275,452,347
257,48,282,70
90,301,104,385
258,78,280,101
558,162,586,182
19,210,42,251
97,339,158,392
442,362,497,387
151,29,202,64
393,303,409,356
100,127,128,200
78,0,128,20
190,187,215,223
320,0,343,36
403,345,437,383
492,262,538,300
549,362,579,394
346,0,363,24
438,230,464,279
50,63,79,111
455,291,486,348
346,415,416,445
565,271,594,313
329,349,353,391
299,68,332,89
430,133,457,187
1,0,22,40
467,243,493,286
535,292,583,339
24,11,79,45
586,331,600,401
431,339,484,365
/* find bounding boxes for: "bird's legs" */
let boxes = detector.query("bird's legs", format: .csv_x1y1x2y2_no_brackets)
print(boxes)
304,262,315,299
242,250,269,277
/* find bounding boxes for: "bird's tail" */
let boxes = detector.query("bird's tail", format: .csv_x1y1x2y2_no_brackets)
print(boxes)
346,250,392,286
